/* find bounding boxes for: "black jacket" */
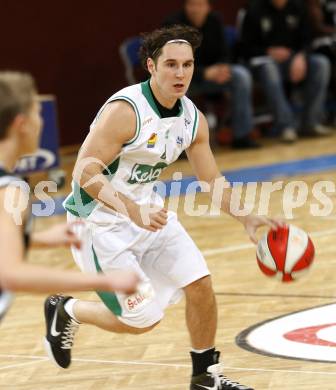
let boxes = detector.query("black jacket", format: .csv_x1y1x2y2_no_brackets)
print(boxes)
241,0,312,60
322,0,336,28
163,10,229,81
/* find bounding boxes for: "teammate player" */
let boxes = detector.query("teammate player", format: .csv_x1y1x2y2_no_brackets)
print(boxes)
45,26,281,389
0,71,139,322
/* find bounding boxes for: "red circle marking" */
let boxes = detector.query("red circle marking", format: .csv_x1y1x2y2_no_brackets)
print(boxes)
284,323,336,347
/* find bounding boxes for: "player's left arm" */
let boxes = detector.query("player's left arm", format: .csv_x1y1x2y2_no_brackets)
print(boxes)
30,221,81,249
186,111,282,243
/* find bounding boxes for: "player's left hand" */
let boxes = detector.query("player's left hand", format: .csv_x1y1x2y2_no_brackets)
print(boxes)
32,222,82,249
242,215,285,244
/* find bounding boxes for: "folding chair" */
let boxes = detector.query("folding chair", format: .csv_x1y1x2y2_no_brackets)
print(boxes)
119,36,144,85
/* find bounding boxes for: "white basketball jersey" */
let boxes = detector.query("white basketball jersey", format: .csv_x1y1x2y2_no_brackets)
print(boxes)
64,80,199,219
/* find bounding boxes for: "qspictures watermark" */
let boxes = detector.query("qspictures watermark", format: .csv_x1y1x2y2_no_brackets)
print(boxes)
2,174,336,225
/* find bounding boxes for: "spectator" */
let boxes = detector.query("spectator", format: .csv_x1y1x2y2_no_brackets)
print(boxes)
164,0,260,149
241,0,331,142
307,0,336,108
308,0,336,39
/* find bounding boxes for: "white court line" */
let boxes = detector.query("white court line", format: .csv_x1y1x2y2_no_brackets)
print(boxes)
0,354,336,375
0,354,46,360
203,243,254,256
0,359,47,371
225,366,336,376
74,357,189,367
202,227,336,257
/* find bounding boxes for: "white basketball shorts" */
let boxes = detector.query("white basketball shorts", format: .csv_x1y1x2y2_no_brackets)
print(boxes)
67,210,210,328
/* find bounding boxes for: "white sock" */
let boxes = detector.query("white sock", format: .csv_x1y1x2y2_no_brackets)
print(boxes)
191,347,215,354
64,299,81,323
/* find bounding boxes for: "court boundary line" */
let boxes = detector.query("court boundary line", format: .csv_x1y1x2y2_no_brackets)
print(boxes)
0,359,46,371
202,227,336,256
215,292,336,299
0,353,336,375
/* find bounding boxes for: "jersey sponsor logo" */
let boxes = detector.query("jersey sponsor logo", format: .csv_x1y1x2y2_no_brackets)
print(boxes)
176,136,183,146
160,146,167,160
125,292,146,312
124,285,154,312
142,116,153,126
236,303,336,362
128,162,168,184
184,118,191,128
147,133,157,148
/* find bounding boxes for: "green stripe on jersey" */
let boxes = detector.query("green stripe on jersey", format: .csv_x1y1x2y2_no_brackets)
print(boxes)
192,104,199,142
64,158,120,218
141,80,161,117
92,245,122,316
108,96,141,145
141,80,183,118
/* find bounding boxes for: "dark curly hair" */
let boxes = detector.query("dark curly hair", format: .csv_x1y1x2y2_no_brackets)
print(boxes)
139,25,202,70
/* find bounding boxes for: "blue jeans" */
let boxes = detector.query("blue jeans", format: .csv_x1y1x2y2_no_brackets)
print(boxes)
253,54,330,132
190,65,253,139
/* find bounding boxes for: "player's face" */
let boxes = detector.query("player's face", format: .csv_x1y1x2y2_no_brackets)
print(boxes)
21,98,43,155
152,43,194,100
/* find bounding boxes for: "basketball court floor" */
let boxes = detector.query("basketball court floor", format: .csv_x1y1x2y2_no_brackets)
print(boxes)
1,134,336,389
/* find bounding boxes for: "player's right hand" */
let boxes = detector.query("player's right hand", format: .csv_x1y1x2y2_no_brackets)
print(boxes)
106,269,140,294
129,202,168,232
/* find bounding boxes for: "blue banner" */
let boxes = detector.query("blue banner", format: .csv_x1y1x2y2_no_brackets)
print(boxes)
15,95,60,174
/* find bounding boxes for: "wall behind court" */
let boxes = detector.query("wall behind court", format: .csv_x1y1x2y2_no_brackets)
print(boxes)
1,1,246,146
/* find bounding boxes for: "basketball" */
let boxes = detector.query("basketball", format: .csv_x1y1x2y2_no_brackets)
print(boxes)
256,225,315,282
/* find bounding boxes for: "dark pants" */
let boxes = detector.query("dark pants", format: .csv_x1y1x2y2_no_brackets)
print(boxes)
252,54,330,133
190,65,253,139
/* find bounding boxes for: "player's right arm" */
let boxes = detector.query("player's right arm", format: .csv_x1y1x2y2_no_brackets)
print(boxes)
73,100,167,231
0,187,139,293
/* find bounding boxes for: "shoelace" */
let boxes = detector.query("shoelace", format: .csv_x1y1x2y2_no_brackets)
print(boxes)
61,318,79,349
208,363,245,388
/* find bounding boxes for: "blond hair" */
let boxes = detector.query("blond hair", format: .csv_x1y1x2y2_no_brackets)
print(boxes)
0,71,36,139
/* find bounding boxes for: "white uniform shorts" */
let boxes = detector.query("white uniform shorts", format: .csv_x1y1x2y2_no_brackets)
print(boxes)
67,211,210,328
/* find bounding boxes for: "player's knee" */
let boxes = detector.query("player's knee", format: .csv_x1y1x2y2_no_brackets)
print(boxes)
184,275,213,298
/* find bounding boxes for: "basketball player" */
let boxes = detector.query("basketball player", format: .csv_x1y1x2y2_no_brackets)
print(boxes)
45,26,281,389
0,71,139,322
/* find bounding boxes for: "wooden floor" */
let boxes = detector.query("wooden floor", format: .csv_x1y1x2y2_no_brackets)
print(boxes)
1,134,336,389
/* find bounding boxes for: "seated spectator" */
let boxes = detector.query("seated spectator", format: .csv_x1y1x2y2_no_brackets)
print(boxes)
241,0,331,142
307,0,336,110
163,0,260,149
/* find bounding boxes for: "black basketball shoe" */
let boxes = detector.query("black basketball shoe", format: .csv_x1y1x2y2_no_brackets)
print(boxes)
190,362,254,390
44,295,79,368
